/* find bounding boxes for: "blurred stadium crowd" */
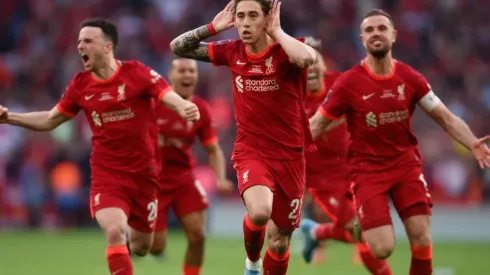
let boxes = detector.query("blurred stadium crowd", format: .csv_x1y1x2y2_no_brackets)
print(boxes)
1,0,490,229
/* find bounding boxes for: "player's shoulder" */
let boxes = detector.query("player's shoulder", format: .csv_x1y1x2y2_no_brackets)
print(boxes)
324,71,342,80
331,66,360,88
394,60,426,82
212,39,241,49
120,60,148,71
69,71,92,90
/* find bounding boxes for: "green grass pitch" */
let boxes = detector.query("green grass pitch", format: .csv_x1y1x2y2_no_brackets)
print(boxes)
0,230,489,274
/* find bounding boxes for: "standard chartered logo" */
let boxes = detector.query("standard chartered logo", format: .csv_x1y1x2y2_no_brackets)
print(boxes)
365,112,377,127
235,75,244,93
365,109,409,128
234,75,280,93
91,109,135,127
91,111,102,127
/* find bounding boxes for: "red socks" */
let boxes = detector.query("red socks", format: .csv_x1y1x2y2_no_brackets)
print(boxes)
410,245,433,275
183,265,201,275
314,223,353,243
357,244,392,275
106,245,133,275
263,248,290,275
243,214,267,262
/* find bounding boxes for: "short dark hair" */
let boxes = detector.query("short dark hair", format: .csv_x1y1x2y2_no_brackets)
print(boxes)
80,18,118,49
362,9,394,26
235,0,272,15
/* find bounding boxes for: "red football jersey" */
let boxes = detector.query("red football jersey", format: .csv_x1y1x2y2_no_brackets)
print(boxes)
156,96,218,182
57,60,171,179
208,39,314,160
305,72,350,181
320,60,433,173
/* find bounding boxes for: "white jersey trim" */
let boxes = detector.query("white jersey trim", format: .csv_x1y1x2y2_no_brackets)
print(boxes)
418,91,441,112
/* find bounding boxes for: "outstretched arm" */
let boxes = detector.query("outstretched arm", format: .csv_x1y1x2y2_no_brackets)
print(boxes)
170,1,235,62
3,106,71,131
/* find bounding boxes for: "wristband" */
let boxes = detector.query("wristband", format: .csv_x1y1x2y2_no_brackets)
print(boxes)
207,23,218,35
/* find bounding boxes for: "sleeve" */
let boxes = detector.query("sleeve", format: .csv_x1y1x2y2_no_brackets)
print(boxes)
412,70,441,112
318,77,351,120
56,79,81,117
207,40,235,67
197,101,218,146
136,62,173,102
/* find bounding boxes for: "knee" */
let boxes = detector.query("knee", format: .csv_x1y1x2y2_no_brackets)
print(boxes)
104,224,126,245
407,224,432,246
150,238,165,256
267,234,291,255
248,207,271,226
131,240,152,257
187,228,206,248
368,241,394,260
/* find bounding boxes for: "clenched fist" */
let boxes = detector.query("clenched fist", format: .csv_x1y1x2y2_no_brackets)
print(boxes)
182,101,200,121
0,105,8,123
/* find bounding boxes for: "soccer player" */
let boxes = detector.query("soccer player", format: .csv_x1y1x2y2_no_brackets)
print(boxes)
309,9,490,275
0,19,199,275
149,57,234,275
301,51,392,274
169,0,317,274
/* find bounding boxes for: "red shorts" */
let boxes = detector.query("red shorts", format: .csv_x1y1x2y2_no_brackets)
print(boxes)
352,165,433,231
90,169,160,233
308,188,355,227
234,156,306,231
155,176,209,231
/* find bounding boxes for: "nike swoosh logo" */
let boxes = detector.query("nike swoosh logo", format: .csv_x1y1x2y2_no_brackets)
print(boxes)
237,60,246,65
362,93,375,100
85,94,95,100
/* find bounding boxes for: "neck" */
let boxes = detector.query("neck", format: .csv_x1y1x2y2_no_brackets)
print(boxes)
365,52,393,76
246,34,275,54
93,56,118,80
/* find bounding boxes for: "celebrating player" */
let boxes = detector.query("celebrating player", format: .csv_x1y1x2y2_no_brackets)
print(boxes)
0,19,199,275
300,50,392,274
149,57,233,275
309,9,490,275
170,0,316,274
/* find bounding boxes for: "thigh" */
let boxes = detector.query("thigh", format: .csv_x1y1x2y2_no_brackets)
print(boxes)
90,185,131,220
391,169,432,220
270,158,306,231
351,176,392,231
173,179,209,218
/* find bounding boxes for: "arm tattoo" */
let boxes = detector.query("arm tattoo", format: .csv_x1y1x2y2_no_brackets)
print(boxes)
170,25,214,62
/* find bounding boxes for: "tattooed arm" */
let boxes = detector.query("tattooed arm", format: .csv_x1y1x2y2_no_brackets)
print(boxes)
170,25,213,62
170,1,235,62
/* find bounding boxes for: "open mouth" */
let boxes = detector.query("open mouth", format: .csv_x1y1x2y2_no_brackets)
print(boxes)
308,73,318,80
81,53,89,63
242,30,252,37
181,81,193,87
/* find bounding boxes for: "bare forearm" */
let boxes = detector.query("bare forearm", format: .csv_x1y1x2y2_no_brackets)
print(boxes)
273,30,316,68
170,25,213,62
440,114,478,150
8,112,55,131
309,112,333,139
208,147,226,181
162,91,187,113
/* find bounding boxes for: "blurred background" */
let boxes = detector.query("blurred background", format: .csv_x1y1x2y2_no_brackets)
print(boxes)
0,0,489,274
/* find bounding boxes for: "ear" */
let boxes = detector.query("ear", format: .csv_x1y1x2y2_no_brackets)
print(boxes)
392,29,398,43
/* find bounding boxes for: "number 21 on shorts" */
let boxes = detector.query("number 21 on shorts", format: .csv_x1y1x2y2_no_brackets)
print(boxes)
288,198,303,225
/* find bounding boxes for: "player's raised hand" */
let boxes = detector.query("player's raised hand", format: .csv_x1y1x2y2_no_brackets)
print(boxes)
217,178,234,194
211,1,235,33
0,105,9,123
182,101,200,122
471,136,490,169
266,0,282,38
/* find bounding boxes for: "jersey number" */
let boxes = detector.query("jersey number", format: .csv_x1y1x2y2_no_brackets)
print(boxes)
147,199,158,222
288,198,302,220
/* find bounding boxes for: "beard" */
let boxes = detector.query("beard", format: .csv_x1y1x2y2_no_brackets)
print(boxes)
367,45,391,59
